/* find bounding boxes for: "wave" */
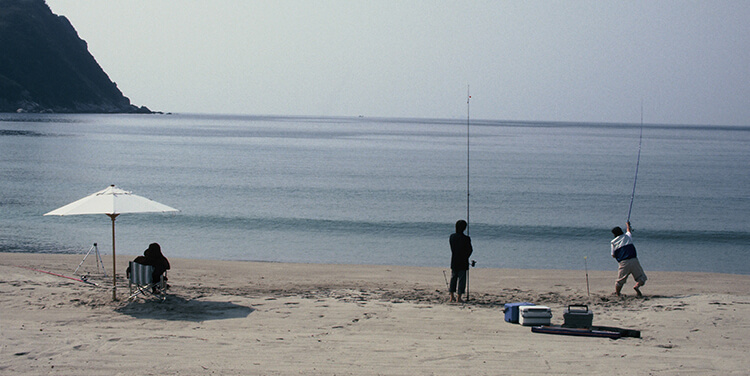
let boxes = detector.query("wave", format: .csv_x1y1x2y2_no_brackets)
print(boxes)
159,113,750,131
166,215,750,244
0,235,80,254
0,129,47,137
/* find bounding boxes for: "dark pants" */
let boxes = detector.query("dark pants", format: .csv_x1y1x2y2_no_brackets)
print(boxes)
449,269,467,294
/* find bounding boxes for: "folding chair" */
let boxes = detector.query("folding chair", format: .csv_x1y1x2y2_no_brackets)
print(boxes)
127,261,167,301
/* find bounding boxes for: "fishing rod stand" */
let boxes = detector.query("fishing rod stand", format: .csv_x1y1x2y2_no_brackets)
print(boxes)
74,242,107,277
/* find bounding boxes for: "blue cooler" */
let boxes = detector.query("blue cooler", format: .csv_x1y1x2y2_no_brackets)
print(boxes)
504,302,534,323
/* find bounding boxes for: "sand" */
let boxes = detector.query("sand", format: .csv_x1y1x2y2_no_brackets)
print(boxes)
1,252,749,375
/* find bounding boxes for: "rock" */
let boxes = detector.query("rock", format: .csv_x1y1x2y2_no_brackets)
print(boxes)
0,0,154,114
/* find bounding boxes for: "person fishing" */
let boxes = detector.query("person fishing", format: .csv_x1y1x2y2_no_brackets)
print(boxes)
611,221,647,297
449,220,473,303
612,107,648,297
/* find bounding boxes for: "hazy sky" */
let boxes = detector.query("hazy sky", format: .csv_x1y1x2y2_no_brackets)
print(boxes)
45,0,749,126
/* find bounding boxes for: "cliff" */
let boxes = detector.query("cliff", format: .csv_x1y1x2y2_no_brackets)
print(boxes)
0,0,151,113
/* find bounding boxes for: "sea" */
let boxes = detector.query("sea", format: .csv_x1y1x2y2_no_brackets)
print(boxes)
1,113,748,275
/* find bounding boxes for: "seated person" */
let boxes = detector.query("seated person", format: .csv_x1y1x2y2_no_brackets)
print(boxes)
126,243,170,291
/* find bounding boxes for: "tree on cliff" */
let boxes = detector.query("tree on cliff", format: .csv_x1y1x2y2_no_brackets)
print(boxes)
0,0,151,113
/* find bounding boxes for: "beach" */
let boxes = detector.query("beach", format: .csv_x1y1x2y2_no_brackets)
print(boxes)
1,252,749,375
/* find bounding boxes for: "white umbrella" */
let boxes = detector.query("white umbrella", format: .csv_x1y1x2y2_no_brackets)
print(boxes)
45,185,179,300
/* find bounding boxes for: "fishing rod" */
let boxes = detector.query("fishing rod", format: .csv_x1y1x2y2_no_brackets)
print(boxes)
17,265,101,287
466,85,471,236
627,102,644,222
466,85,472,300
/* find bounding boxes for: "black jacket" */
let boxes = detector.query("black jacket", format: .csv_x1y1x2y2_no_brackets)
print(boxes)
449,232,473,270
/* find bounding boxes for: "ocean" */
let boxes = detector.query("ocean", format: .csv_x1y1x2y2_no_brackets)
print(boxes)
1,113,748,274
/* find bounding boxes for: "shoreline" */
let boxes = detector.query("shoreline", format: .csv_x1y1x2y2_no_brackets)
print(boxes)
2,252,749,305
2,252,749,374
3,250,749,277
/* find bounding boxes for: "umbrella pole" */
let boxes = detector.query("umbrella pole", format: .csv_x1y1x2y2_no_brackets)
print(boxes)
108,214,119,301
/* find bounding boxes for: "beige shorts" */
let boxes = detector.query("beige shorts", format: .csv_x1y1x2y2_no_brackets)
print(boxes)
616,258,647,288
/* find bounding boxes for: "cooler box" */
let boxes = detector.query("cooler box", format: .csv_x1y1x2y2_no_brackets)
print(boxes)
504,302,534,323
562,305,594,328
519,305,552,326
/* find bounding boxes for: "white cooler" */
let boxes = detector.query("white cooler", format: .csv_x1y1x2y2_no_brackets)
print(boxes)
519,305,552,326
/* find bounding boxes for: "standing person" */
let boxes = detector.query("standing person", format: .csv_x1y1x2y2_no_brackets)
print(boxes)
449,220,473,303
611,221,647,297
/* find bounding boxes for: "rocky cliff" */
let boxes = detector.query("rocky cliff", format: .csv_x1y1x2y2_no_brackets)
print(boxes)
0,0,151,113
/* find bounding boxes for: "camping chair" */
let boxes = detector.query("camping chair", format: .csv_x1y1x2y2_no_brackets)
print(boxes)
127,261,167,301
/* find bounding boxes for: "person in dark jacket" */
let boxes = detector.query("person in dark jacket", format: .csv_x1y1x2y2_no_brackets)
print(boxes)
127,243,170,291
449,220,473,303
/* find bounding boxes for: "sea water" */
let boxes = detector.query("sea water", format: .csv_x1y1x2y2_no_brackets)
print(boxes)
1,113,748,274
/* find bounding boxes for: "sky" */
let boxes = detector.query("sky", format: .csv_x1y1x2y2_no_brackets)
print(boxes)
45,0,750,126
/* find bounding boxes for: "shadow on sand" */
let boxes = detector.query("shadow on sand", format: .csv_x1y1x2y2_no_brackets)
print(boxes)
116,294,254,322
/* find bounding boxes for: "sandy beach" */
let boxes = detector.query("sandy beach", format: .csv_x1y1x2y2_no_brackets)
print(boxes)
1,252,749,375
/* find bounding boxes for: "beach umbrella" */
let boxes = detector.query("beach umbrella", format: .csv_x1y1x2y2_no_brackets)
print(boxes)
44,185,179,300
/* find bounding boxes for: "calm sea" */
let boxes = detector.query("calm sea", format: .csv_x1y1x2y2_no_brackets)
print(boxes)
1,113,748,274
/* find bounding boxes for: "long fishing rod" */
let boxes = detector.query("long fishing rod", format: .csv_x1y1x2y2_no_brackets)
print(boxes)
17,265,101,287
627,102,644,222
466,85,471,236
466,85,471,300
